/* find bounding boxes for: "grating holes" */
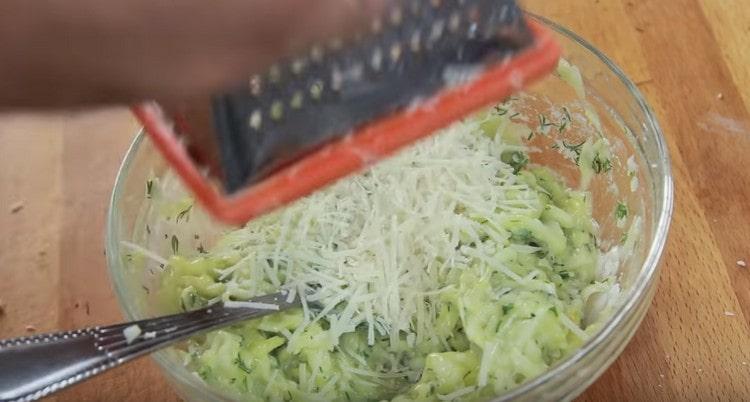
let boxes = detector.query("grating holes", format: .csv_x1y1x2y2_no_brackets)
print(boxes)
310,45,324,62
248,110,262,130
290,92,304,109
390,43,403,63
371,47,383,71
467,21,478,39
347,63,365,82
449,11,461,32
268,65,282,83
310,80,324,100
270,101,284,121
331,67,343,91
389,7,403,25
249,75,262,96
409,31,422,53
291,59,307,75
499,4,510,21
429,19,445,42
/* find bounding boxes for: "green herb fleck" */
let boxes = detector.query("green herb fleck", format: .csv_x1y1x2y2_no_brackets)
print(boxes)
592,154,612,173
562,140,586,163
505,151,529,174
176,204,193,223
559,271,571,280
198,366,211,381
494,106,509,116
146,180,154,199
502,304,514,315
549,306,558,316
615,202,629,220
171,235,179,254
562,107,572,123
145,224,151,235
510,228,533,244
557,110,572,133
538,114,555,132
620,233,629,244
527,131,535,141
234,354,252,374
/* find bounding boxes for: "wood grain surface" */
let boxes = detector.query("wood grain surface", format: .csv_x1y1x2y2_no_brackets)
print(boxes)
1,1,749,400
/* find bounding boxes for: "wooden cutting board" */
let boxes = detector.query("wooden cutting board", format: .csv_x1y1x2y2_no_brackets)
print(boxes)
1,0,749,400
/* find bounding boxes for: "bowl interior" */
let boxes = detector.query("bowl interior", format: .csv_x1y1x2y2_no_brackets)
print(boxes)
107,15,672,402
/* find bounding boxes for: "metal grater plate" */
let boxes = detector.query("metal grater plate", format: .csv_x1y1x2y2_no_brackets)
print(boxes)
209,0,533,193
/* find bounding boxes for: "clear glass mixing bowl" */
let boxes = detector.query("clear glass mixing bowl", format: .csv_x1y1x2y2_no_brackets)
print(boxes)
106,15,673,402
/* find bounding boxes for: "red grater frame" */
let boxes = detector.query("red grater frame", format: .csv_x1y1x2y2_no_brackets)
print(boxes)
133,20,561,225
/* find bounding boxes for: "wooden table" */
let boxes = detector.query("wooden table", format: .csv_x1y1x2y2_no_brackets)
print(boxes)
1,1,749,400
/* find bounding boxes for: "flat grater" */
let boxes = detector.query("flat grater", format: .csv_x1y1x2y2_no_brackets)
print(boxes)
133,0,561,225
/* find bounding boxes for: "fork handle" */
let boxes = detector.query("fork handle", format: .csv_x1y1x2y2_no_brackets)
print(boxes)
0,292,295,402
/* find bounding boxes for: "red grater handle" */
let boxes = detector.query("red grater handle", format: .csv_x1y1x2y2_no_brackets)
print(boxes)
133,20,561,225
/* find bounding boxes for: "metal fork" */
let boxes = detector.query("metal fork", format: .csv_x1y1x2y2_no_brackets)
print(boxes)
0,291,298,402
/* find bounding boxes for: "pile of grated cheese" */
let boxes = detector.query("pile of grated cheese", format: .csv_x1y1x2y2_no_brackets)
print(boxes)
206,117,540,348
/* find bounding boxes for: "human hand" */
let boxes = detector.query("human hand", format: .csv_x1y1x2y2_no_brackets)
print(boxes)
0,0,384,108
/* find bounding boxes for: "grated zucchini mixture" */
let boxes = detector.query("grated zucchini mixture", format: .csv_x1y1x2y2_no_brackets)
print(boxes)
133,98,625,401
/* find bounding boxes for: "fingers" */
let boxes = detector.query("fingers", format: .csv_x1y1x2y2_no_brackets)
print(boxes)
0,0,388,108
165,0,388,97
232,0,385,51
258,0,386,53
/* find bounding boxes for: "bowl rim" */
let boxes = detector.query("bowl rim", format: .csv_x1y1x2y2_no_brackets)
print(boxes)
106,14,674,401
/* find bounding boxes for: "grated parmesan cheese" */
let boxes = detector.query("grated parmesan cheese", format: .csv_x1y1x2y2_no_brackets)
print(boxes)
206,120,544,347
123,324,141,344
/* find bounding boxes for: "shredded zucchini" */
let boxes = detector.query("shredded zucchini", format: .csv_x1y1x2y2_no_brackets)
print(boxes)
132,104,622,401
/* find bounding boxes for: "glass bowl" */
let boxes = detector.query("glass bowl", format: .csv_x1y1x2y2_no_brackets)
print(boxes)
106,15,673,402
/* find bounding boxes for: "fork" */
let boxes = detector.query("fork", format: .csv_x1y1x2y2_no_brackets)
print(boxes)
0,291,298,402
